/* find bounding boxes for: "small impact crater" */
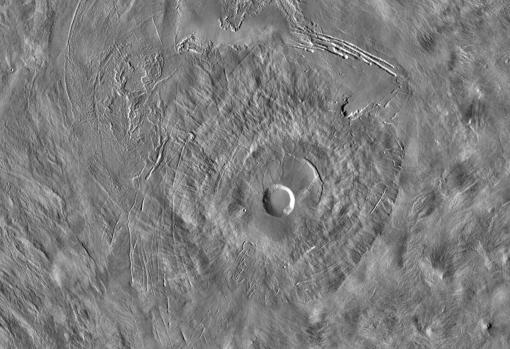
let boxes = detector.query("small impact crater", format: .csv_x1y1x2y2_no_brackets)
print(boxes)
263,184,295,217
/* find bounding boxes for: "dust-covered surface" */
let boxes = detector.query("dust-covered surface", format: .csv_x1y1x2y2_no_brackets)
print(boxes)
1,0,510,348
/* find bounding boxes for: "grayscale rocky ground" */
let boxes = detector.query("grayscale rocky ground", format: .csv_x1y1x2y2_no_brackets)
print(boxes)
1,0,510,348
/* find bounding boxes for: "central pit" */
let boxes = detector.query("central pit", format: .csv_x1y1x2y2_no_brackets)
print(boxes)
262,184,295,217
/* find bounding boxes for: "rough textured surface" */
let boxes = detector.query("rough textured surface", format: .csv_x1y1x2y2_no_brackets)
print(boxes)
1,0,510,348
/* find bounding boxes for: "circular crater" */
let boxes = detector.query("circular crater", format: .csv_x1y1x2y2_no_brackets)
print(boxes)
262,184,295,217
